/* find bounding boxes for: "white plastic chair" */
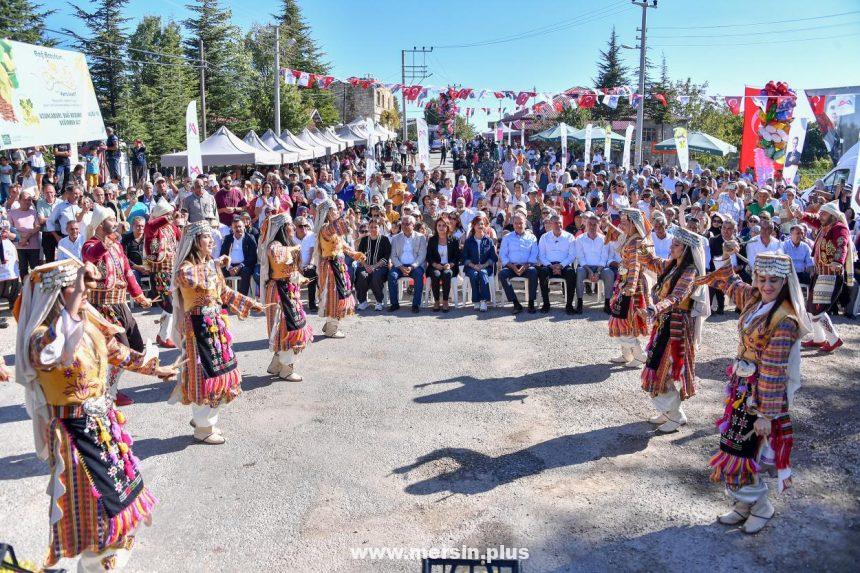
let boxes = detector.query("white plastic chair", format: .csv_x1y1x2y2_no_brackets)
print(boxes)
548,277,567,304
508,276,532,305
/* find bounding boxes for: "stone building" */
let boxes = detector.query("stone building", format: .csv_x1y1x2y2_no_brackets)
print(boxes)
330,80,396,124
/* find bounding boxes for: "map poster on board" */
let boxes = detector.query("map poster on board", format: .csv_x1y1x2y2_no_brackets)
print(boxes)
0,39,106,150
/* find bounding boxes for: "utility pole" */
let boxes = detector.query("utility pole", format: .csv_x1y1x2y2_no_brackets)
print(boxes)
632,0,657,168
199,38,207,138
274,25,281,135
400,46,432,141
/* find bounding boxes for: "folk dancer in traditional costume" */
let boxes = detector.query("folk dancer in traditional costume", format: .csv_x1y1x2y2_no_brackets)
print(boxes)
314,199,365,338
81,205,153,406
602,208,651,365
168,221,263,444
794,200,853,352
697,250,810,534
144,197,181,349
636,226,710,433
259,213,313,381
12,259,175,571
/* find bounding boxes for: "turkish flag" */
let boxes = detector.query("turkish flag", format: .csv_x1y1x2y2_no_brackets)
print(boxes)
653,93,667,107
347,77,360,87
578,94,596,109
724,96,741,116
808,95,826,116
740,86,762,172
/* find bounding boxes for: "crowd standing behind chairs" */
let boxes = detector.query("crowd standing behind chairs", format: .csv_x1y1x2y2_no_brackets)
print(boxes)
0,128,858,333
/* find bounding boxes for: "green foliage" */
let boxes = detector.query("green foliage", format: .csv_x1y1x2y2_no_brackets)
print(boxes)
0,0,56,45
591,27,630,122
424,98,442,126
454,116,475,140
801,122,830,165
557,106,593,129
183,0,257,135
798,156,834,189
65,0,130,125
379,108,401,131
645,53,674,139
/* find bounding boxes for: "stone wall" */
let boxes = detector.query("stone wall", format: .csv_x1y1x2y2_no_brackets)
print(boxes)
330,81,395,124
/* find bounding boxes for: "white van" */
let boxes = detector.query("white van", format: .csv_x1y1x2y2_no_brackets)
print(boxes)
802,141,857,207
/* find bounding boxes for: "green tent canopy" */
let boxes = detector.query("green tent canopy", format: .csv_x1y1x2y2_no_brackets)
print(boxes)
654,131,738,156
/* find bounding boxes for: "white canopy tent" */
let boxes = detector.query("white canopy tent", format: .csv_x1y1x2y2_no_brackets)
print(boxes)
300,128,340,154
260,129,312,162
281,129,326,159
160,126,282,167
244,130,299,165
335,124,366,145
322,127,352,149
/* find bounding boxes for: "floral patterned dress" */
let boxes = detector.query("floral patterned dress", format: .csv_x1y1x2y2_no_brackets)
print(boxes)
265,242,313,353
606,229,650,338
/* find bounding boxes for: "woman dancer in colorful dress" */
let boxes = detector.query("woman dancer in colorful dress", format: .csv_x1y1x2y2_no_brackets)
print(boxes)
696,250,809,534
259,213,313,381
602,208,651,366
636,226,710,433
313,199,365,338
13,259,175,572
169,221,263,445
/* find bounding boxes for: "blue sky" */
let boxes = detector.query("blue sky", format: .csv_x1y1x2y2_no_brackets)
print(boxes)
47,0,860,129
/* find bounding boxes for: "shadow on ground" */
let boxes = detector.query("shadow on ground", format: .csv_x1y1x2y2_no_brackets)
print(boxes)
393,421,651,495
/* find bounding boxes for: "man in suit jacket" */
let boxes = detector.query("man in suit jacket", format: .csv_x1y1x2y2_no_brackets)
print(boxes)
220,216,258,295
387,214,428,312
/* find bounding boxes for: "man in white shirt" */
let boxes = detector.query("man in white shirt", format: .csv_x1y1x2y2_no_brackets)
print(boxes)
387,215,428,312
650,213,673,259
662,168,677,193
717,182,745,224
294,215,318,311
501,149,518,192
56,220,85,261
456,197,477,232
537,214,577,313
744,218,782,272
49,185,85,239
574,213,614,314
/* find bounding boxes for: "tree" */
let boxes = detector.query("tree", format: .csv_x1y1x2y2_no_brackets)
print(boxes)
646,52,675,140
557,105,594,129
591,27,630,122
65,0,130,126
0,0,56,46
184,0,257,135
379,108,401,131
800,123,830,165
453,116,475,140
275,0,339,127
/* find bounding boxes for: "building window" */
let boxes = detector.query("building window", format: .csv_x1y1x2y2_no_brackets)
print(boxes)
642,127,657,142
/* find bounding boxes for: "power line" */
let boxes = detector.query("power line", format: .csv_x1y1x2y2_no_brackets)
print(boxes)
648,19,860,38
650,32,860,48
650,9,860,29
43,26,200,65
434,1,631,49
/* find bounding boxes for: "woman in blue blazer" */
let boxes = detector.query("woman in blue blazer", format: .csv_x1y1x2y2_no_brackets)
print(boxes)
462,214,498,312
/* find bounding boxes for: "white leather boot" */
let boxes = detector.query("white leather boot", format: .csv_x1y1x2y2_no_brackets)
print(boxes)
611,342,634,364
629,340,647,365
718,501,751,525
279,351,302,382
742,493,775,534
267,352,281,375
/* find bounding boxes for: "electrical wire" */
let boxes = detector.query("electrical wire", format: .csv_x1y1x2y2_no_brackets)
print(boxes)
44,26,201,64
650,9,860,29
648,19,860,38
650,31,860,48
434,1,631,49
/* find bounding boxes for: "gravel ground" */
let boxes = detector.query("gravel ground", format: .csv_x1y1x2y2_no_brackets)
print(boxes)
0,292,858,572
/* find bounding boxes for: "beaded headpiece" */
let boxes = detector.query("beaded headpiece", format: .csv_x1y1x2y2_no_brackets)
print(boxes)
669,225,703,248
620,207,649,238
754,253,793,278
184,220,212,239
30,259,80,292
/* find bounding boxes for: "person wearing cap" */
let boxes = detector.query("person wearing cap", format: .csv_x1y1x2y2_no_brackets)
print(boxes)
387,173,406,208
144,197,181,348
82,204,154,406
793,200,853,353
697,249,810,534
636,226,710,433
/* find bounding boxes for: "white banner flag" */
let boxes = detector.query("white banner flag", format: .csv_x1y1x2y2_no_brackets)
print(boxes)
560,123,567,172
584,123,593,164
603,125,612,164
0,39,106,150
827,94,855,119
365,117,376,184
782,117,808,185
416,118,430,168
673,127,689,172
185,101,203,177
622,124,634,170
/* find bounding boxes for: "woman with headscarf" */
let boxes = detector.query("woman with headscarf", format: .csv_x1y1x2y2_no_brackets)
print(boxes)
602,207,651,366
636,226,710,433
12,258,176,571
313,198,365,338
696,250,810,534
168,221,263,445
259,213,313,381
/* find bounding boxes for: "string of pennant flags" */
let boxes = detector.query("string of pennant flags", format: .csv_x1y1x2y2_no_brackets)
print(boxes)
280,67,856,120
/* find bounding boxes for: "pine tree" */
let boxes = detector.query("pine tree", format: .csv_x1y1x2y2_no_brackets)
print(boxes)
65,0,130,126
184,0,257,136
275,0,339,127
0,0,56,45
645,52,675,140
592,27,630,122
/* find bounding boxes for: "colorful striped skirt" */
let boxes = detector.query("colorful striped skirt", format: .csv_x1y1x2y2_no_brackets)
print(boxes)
177,306,242,407
265,279,314,353
318,255,355,321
